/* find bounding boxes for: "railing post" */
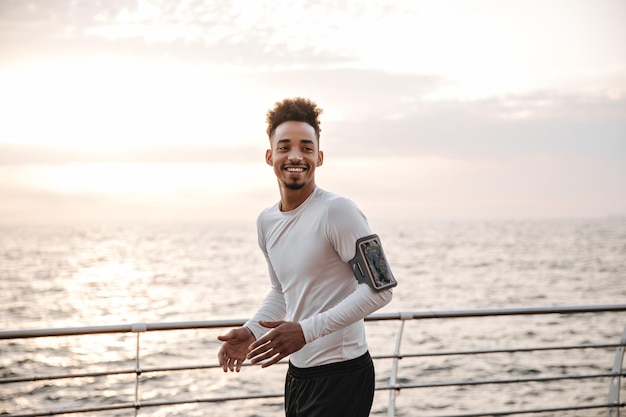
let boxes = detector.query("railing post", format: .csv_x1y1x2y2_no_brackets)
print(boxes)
132,323,147,416
387,312,410,417
608,324,626,417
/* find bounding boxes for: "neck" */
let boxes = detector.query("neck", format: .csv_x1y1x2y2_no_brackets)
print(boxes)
278,182,316,212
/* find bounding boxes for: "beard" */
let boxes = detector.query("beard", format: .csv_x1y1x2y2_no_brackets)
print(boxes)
282,179,306,190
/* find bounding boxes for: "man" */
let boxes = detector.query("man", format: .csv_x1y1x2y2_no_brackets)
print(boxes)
217,97,396,417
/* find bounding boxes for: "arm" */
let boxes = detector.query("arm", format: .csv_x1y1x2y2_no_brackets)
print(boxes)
244,287,287,340
299,196,394,342
217,287,287,372
299,283,392,343
244,282,301,368
248,232,394,365
247,283,392,367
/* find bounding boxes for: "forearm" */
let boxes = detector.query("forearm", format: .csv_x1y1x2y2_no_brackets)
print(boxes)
244,288,287,340
299,284,393,343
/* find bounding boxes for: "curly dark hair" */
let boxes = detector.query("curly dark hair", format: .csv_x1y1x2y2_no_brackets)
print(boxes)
266,97,323,141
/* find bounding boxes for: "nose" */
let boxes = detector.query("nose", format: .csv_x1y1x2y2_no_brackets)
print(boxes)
287,151,304,162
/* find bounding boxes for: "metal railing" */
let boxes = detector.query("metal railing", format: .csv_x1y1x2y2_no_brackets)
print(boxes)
1,304,625,417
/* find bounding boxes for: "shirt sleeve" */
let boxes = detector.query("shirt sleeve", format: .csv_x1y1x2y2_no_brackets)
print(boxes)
299,196,394,343
244,286,287,341
244,217,287,340
325,197,372,262
299,284,393,343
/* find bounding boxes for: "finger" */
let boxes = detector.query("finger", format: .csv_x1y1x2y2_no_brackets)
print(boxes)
249,334,272,351
247,340,272,359
249,346,280,365
217,330,235,342
219,352,229,372
261,352,286,368
235,358,243,372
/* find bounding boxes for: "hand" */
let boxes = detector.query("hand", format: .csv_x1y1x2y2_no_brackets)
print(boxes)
247,321,306,368
217,326,256,372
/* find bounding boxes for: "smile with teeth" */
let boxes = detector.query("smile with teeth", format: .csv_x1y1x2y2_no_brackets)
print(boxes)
285,166,306,172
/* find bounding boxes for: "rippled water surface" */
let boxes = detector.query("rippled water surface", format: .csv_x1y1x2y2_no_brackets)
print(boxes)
1,217,625,416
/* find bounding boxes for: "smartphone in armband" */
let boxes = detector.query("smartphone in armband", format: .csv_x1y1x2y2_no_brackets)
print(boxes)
348,234,398,292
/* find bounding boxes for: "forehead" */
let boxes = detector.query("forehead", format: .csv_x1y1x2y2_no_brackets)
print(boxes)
271,121,317,144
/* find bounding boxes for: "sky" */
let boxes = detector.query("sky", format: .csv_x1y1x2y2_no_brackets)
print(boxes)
0,0,625,224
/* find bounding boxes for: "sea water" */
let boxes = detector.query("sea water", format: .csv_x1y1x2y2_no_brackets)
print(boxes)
1,217,625,416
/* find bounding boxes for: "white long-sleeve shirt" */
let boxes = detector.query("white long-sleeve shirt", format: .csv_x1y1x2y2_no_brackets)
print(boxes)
245,187,393,368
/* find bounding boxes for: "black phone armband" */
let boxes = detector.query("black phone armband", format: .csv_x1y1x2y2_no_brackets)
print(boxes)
348,234,397,292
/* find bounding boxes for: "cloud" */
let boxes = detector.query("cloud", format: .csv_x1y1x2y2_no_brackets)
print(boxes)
0,162,276,224
0,0,369,68
227,68,449,120
0,143,263,165
318,152,626,220
1,70,623,165
323,88,626,160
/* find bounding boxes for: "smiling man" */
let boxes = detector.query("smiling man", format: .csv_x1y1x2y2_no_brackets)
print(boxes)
217,97,397,417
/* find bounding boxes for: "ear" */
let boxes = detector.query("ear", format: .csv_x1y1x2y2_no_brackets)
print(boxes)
265,149,273,166
316,150,324,167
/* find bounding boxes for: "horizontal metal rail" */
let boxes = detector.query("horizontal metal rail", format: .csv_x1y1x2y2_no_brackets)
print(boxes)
3,399,621,417
1,304,625,417
2,344,623,384
425,403,625,417
0,319,247,339
3,304,626,340
379,371,626,390
6,399,626,417
375,342,626,359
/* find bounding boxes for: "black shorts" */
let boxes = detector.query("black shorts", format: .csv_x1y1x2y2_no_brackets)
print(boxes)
285,351,375,417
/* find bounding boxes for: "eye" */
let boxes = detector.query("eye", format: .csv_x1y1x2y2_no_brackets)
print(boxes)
303,146,314,152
